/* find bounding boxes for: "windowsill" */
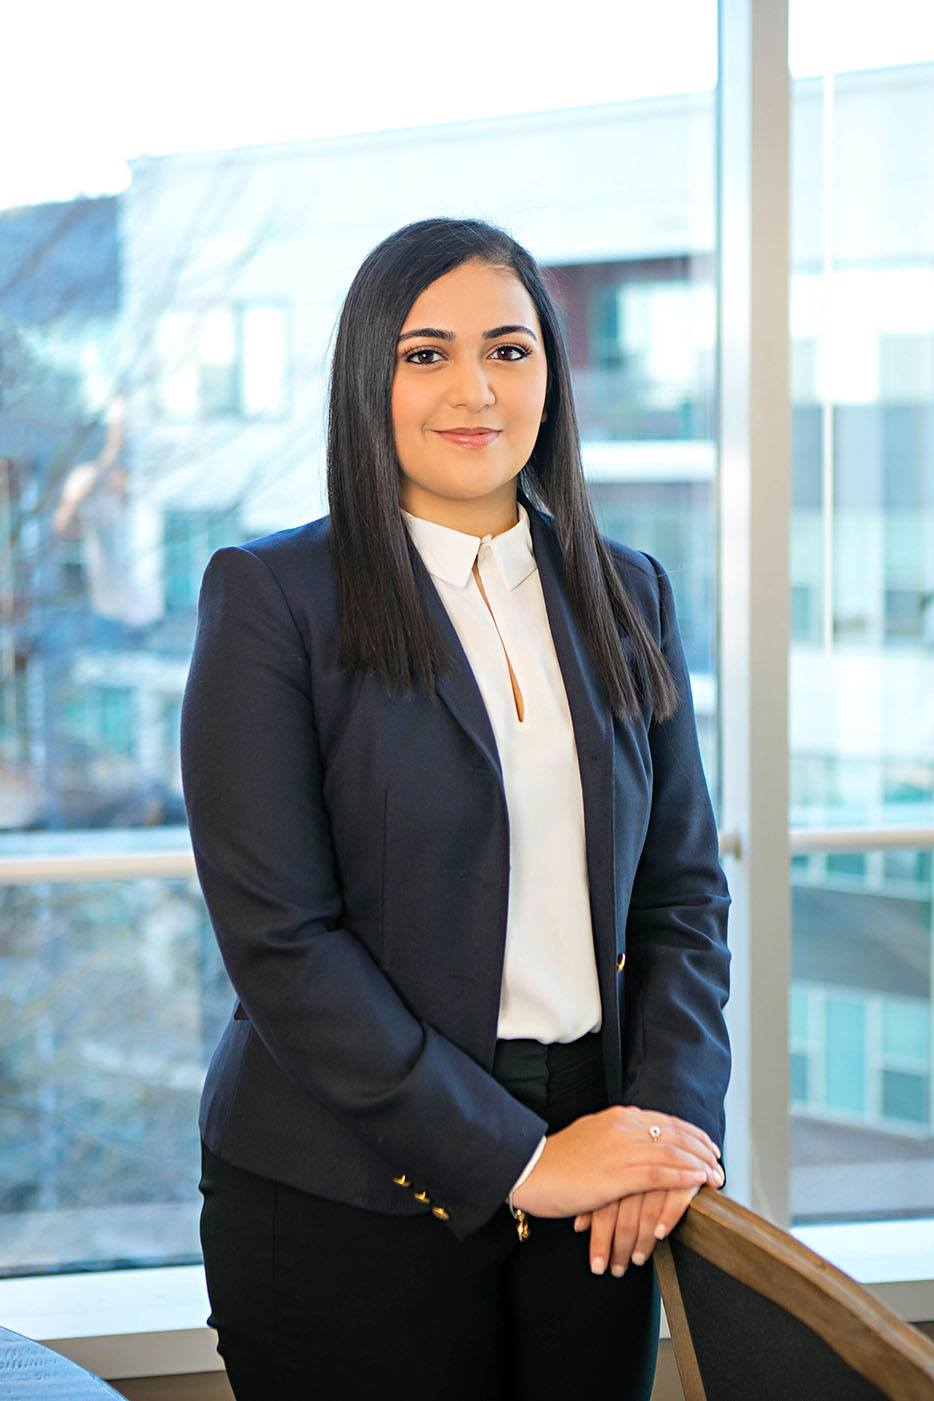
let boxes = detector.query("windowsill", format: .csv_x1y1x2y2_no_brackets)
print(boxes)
0,1265,220,1379
0,1219,931,1380
792,1217,934,1320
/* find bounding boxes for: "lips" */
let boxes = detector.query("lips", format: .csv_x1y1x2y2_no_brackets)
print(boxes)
434,428,501,448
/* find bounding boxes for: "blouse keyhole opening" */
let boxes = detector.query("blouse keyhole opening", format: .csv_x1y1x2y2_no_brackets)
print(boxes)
471,558,525,724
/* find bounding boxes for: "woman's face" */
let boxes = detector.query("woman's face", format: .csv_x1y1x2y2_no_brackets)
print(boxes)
391,259,548,534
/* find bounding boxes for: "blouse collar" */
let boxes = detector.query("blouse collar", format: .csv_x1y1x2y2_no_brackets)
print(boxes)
402,502,537,591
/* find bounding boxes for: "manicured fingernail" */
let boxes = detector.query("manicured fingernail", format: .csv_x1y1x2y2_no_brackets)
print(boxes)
591,1256,605,1275
631,1251,646,1266
573,1218,585,1232
611,1264,627,1278
654,1224,667,1240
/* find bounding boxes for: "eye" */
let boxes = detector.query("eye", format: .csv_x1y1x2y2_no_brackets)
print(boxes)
403,347,444,365
489,343,532,361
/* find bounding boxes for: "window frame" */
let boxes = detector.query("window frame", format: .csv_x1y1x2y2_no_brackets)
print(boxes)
717,0,933,1303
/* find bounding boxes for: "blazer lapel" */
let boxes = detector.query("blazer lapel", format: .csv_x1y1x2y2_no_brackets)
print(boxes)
410,547,504,782
526,504,614,818
525,505,620,1044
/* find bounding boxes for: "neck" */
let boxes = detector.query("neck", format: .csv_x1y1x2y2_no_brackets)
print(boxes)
399,484,520,538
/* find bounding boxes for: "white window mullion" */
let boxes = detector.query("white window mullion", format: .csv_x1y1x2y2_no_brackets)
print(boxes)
718,0,792,1224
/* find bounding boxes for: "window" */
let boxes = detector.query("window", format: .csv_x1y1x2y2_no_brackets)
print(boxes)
4,0,931,1345
792,983,931,1135
58,685,134,758
548,255,718,789
0,10,721,1283
546,259,716,442
587,480,715,674
164,508,241,614
0,876,227,1274
788,42,934,1225
154,304,287,421
885,587,926,642
791,845,933,1220
881,1000,931,1126
791,582,819,642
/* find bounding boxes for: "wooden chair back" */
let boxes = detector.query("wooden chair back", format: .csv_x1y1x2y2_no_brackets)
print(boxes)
654,1188,934,1401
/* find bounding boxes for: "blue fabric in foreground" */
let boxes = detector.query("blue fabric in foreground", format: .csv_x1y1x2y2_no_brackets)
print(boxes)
0,1325,123,1398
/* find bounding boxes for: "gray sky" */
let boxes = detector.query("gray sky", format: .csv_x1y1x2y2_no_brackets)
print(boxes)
3,0,932,210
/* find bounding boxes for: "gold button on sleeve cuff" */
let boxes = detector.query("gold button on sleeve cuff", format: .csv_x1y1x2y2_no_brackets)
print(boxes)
431,1206,450,1221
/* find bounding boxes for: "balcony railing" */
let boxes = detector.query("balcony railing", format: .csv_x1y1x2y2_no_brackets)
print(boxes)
1,825,932,883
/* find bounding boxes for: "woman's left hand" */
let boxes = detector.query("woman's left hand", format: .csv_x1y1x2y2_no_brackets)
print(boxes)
574,1186,700,1276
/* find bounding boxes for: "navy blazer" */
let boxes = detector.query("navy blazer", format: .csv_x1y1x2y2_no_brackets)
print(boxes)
181,502,730,1239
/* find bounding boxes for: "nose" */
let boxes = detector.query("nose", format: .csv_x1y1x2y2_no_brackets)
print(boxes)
448,356,495,413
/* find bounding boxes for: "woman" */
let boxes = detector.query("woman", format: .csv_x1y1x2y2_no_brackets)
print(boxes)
181,217,730,1401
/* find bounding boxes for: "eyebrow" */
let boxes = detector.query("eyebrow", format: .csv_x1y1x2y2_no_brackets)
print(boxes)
397,323,539,343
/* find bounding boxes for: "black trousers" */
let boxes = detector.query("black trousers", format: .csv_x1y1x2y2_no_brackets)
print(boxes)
199,1034,659,1401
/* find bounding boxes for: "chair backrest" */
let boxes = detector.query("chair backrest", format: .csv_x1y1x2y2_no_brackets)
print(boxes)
654,1188,934,1401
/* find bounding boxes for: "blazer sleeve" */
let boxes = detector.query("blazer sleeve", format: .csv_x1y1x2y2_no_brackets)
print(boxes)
621,555,731,1148
181,544,546,1236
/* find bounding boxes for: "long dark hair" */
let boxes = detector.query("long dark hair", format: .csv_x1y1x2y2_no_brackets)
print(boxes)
326,217,676,720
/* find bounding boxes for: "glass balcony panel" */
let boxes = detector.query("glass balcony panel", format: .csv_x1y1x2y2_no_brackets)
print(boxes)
790,848,933,1225
0,877,231,1276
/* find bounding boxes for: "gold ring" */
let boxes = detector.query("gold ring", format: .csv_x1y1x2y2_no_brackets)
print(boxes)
649,1124,662,1142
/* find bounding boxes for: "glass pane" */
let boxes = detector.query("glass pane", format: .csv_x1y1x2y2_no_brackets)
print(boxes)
789,57,934,832
881,1070,928,1125
0,876,230,1275
241,306,287,419
1,4,719,1279
790,850,933,1224
791,1052,810,1104
790,987,809,1043
824,998,866,1113
882,999,930,1063
587,473,717,781
788,13,934,1225
0,39,721,842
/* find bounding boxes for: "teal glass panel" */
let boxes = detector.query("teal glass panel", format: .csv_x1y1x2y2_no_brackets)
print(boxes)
824,998,866,1113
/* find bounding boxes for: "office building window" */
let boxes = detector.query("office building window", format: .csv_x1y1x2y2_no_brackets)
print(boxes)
57,685,134,759
792,982,931,1137
587,478,714,678
546,259,715,443
163,508,241,614
154,303,287,422
791,846,933,1220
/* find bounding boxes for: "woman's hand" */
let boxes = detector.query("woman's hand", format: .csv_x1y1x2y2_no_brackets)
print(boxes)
509,1105,723,1220
574,1186,701,1275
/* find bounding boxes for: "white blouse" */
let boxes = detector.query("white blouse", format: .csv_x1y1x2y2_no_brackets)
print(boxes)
403,504,602,1046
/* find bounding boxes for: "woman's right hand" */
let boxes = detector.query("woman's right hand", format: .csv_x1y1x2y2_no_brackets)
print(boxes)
509,1105,723,1219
